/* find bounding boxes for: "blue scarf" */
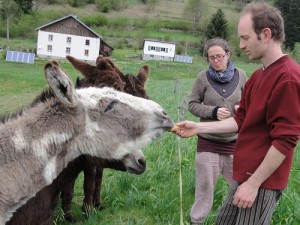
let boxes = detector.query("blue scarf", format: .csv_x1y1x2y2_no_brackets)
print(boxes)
208,61,235,83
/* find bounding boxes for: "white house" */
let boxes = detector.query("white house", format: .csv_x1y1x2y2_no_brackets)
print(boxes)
142,39,176,61
35,15,113,62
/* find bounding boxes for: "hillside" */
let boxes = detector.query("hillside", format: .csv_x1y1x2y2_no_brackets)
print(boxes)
36,0,240,22
0,0,243,58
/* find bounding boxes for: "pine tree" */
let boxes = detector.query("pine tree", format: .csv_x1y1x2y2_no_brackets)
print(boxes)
274,0,300,50
205,9,229,40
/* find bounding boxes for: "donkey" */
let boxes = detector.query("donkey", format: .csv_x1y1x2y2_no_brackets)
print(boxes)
0,60,173,225
7,57,151,225
58,55,151,222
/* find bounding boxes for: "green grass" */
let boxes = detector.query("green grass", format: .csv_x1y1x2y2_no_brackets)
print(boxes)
0,57,299,225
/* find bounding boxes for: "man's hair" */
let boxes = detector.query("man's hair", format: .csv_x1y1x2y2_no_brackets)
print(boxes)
241,2,285,42
204,38,232,59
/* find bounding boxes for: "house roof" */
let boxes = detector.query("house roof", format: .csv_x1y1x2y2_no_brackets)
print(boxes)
35,14,103,39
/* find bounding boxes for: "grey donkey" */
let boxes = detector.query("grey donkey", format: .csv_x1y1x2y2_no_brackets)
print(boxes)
0,61,173,224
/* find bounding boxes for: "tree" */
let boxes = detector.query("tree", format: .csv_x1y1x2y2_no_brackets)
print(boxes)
183,0,204,34
0,0,19,49
14,0,32,14
274,0,300,50
205,9,229,40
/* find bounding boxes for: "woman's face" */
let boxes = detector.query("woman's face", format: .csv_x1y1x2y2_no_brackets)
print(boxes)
207,45,230,72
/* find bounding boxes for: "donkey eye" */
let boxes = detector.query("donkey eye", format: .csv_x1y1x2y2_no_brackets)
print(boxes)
104,100,119,113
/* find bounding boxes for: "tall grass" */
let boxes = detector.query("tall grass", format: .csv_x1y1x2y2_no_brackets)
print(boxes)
0,58,299,225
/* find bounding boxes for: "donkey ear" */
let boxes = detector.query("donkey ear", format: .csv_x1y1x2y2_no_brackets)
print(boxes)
44,61,78,107
96,57,114,71
103,57,123,74
66,55,95,79
137,65,149,86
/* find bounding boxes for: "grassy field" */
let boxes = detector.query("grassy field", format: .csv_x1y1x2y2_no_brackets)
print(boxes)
0,56,299,225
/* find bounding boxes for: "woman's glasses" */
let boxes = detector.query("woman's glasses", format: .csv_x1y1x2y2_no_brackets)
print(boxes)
208,53,228,61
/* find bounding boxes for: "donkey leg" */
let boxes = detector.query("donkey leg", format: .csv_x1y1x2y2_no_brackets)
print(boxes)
93,166,105,210
60,179,77,223
82,164,97,218
59,157,85,223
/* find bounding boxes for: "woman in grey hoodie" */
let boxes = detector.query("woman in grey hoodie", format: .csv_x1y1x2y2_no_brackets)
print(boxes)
188,38,247,225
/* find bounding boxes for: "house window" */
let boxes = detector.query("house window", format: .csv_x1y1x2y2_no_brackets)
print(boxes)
67,37,72,44
85,40,90,46
48,35,53,41
150,55,154,58
47,45,52,52
66,47,71,54
84,50,89,56
155,47,161,52
161,47,168,53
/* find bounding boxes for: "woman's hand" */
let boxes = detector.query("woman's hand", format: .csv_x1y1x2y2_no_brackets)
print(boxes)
234,104,240,112
217,108,231,120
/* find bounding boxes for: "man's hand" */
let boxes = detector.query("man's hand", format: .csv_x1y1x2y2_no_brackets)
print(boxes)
233,181,259,208
174,121,199,138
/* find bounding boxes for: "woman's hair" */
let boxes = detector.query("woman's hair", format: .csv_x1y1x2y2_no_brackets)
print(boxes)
204,38,232,59
241,2,285,42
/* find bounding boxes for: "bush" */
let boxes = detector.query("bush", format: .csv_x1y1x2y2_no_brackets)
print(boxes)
96,0,120,12
0,50,6,60
176,45,184,55
82,14,108,27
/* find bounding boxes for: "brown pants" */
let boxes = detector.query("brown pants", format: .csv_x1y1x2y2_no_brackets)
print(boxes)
190,152,233,224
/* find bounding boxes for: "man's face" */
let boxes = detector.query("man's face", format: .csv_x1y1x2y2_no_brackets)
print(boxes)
238,14,266,60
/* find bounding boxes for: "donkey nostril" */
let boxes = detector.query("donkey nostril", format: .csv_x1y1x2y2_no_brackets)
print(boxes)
138,159,146,168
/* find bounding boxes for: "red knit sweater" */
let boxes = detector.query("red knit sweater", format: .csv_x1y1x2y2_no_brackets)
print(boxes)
233,55,300,190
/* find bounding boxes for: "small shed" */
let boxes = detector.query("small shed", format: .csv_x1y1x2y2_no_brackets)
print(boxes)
36,15,113,62
142,39,176,61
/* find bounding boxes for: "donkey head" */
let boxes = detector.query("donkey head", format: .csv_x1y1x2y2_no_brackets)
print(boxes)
96,148,146,174
67,55,149,99
66,56,150,173
67,55,125,91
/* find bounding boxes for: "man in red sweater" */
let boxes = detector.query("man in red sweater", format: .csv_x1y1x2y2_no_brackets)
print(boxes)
176,2,300,225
